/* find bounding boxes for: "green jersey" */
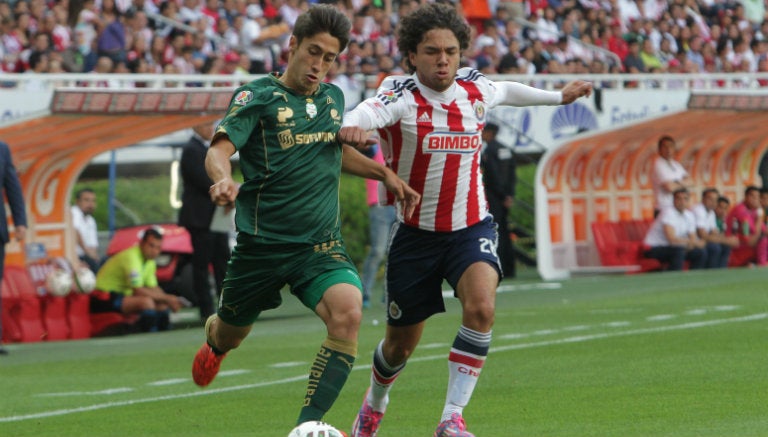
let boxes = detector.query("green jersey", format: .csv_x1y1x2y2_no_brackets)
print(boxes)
95,246,158,296
215,75,347,244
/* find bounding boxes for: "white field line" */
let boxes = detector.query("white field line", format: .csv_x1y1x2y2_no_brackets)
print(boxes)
1,312,764,424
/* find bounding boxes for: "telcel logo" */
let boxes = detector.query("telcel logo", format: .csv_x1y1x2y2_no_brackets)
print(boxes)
423,132,481,154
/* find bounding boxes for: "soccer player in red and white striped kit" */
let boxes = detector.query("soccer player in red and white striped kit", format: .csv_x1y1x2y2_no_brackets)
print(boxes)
339,3,592,436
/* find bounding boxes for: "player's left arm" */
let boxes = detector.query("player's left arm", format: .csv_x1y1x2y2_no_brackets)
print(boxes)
492,80,592,106
341,145,420,219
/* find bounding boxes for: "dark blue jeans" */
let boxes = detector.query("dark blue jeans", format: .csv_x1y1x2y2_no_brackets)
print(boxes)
645,245,705,271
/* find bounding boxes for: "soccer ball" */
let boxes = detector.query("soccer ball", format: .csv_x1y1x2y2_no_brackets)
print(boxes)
45,269,73,297
287,421,345,437
73,267,96,293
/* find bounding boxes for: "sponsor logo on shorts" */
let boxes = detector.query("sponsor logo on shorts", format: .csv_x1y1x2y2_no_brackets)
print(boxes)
388,300,402,320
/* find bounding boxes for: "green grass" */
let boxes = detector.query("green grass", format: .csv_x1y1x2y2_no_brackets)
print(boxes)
1,268,767,436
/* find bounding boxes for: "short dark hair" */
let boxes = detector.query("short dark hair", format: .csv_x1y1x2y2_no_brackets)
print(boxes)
673,187,689,197
657,134,674,150
485,122,499,133
141,227,164,243
701,187,718,198
75,188,95,200
292,4,351,52
717,196,730,205
745,185,760,197
28,51,46,70
397,2,471,74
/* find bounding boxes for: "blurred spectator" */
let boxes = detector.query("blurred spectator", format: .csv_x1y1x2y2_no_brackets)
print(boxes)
651,135,693,217
91,227,182,332
639,37,663,71
62,25,98,72
481,122,517,278
643,188,706,271
178,120,231,320
97,2,126,64
72,188,101,274
328,58,363,111
725,185,768,267
0,0,767,83
24,50,48,90
623,36,646,73
359,142,396,308
238,4,271,73
692,188,738,269
715,195,731,233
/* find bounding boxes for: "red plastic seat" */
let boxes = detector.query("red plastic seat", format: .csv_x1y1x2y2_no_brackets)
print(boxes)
3,265,45,343
27,259,73,341
66,293,91,339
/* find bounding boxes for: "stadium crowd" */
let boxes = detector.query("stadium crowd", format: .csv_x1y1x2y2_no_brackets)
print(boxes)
1,0,768,92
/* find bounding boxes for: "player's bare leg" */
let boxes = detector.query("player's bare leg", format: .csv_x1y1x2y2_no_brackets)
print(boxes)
351,322,425,437
192,315,251,387
435,261,497,437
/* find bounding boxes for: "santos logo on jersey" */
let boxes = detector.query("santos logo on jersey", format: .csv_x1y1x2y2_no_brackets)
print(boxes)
423,132,482,154
278,130,336,150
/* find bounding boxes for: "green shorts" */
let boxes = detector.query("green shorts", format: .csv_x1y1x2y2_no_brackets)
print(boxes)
217,234,362,326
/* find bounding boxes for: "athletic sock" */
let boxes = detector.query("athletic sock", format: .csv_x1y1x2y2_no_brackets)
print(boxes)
368,339,406,412
441,325,491,422
297,336,357,424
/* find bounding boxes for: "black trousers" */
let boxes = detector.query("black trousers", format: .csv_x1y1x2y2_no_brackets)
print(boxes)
187,227,230,319
488,197,516,278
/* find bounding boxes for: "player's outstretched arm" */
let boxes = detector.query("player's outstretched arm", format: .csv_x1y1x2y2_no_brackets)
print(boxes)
560,80,593,104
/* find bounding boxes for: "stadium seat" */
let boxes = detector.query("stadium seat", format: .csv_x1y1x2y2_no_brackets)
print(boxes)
90,312,139,337
3,265,45,343
591,220,663,273
66,293,91,339
27,259,74,341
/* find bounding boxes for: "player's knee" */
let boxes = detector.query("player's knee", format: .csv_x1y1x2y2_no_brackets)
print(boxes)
463,300,495,329
326,306,362,339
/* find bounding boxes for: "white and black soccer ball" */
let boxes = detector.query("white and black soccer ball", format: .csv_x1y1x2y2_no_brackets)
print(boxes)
287,421,345,437
45,269,73,297
73,267,96,293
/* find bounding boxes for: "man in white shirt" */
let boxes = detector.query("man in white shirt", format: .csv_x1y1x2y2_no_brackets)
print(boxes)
691,188,739,268
651,135,693,216
643,188,706,270
72,188,100,273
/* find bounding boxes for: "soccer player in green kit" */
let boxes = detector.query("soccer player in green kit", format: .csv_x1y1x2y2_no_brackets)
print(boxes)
191,4,421,431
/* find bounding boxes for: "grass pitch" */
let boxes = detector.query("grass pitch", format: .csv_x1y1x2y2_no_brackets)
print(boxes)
0,267,766,436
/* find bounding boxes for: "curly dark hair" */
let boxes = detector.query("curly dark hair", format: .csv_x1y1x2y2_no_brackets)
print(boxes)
293,4,352,52
396,3,471,74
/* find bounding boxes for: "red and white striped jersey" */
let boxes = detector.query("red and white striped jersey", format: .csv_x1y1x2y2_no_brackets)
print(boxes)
344,67,562,232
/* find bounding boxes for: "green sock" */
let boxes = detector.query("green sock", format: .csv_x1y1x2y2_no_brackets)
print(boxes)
297,336,357,424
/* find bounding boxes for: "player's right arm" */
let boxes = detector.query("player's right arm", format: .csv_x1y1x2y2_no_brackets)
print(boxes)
206,138,238,207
